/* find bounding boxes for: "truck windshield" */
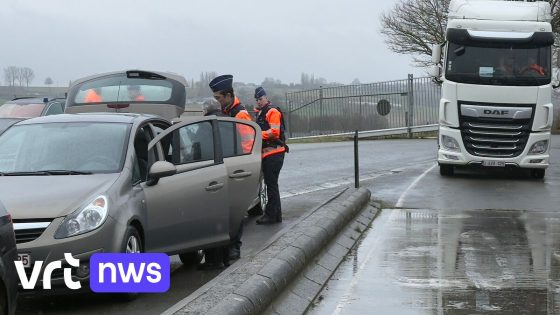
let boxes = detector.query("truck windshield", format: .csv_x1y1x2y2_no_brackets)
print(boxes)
445,42,551,86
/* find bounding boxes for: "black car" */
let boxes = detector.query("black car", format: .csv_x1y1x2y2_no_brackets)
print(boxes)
0,200,17,315
0,97,65,119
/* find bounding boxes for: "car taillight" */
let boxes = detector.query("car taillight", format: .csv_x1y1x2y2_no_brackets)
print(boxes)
107,103,130,109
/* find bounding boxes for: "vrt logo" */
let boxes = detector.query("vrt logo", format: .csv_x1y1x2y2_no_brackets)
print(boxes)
15,253,81,290
484,109,509,115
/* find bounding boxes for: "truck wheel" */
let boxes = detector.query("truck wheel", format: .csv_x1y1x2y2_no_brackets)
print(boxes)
439,164,454,176
530,169,545,179
179,250,204,266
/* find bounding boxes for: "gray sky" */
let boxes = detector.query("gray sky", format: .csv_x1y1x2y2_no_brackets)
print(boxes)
0,0,422,87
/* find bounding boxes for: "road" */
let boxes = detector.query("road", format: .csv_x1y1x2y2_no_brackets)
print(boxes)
310,135,560,314
16,137,437,314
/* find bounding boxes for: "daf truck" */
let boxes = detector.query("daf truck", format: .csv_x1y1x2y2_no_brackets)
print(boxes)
432,0,555,178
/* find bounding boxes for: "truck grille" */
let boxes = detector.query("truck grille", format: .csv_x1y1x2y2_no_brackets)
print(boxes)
459,103,535,158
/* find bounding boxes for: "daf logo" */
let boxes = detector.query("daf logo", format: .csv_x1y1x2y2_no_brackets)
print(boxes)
483,109,509,115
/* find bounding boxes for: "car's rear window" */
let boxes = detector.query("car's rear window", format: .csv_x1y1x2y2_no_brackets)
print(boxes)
0,102,46,118
73,76,174,104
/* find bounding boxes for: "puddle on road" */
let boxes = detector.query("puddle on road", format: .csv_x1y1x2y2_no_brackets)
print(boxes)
308,208,560,314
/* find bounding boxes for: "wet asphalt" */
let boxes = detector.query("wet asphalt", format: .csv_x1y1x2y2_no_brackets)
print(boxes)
310,135,560,314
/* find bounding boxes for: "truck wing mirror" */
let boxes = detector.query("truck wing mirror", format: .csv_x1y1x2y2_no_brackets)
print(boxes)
431,44,442,64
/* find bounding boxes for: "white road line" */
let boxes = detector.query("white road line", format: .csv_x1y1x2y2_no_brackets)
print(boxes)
395,163,437,208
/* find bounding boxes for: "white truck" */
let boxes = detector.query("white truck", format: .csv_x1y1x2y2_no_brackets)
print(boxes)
432,0,555,178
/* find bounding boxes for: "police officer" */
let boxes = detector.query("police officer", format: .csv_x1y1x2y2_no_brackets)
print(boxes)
208,74,252,261
254,87,286,225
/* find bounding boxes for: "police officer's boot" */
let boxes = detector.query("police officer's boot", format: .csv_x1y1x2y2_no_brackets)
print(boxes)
276,209,282,223
256,214,278,225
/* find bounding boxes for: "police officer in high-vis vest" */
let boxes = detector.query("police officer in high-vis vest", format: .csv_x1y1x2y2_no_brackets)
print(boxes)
254,87,286,225
208,74,252,261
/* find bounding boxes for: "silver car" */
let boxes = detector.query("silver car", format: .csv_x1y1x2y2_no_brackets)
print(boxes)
0,71,262,289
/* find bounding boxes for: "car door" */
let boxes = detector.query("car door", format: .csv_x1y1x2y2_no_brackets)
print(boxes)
142,118,230,254
217,118,261,238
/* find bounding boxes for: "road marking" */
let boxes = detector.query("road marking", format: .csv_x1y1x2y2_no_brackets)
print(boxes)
395,163,437,208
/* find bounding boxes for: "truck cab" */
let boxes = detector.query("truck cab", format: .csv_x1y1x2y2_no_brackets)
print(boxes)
432,0,554,178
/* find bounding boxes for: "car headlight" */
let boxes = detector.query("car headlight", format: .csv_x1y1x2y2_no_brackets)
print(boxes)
442,135,460,152
55,196,108,239
529,140,548,155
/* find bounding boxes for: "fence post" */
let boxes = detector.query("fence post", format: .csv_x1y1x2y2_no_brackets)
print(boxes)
286,92,293,139
319,86,324,135
407,73,414,138
359,95,362,131
354,130,359,188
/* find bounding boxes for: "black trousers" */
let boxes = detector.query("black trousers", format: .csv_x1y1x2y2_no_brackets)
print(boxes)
262,152,285,217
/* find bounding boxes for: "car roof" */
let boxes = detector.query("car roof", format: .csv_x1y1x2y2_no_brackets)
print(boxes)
14,113,164,125
0,118,25,134
8,97,65,104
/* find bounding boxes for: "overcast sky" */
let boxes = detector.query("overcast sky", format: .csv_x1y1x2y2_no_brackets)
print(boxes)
0,0,423,87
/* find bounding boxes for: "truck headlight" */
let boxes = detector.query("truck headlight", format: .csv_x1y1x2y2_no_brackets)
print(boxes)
529,140,548,155
55,196,108,239
442,135,460,152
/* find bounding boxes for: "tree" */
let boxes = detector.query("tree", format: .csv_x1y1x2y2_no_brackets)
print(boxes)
21,67,35,87
45,77,54,86
351,78,361,85
3,66,18,86
381,0,560,67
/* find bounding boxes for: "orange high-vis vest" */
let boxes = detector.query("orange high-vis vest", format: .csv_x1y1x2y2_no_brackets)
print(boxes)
227,97,255,154
84,89,102,103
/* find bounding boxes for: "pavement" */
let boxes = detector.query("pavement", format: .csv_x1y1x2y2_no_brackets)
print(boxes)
162,187,375,315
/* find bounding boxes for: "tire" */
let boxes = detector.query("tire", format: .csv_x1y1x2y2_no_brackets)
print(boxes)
530,169,545,179
0,283,7,315
116,226,143,301
248,174,266,216
439,164,454,176
179,250,204,266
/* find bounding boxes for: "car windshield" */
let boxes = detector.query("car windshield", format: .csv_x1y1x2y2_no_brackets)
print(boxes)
0,122,130,174
445,42,551,86
0,102,46,118
72,75,174,104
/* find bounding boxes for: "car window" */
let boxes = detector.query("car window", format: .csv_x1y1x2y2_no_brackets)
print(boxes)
218,121,236,158
164,121,214,165
0,123,130,173
44,102,64,115
72,75,173,104
219,121,256,157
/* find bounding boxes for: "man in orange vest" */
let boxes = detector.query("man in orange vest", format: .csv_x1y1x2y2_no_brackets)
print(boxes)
84,88,102,103
208,74,253,261
253,87,286,225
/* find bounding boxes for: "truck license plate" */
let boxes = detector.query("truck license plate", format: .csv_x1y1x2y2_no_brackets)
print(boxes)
482,160,505,167
17,253,31,268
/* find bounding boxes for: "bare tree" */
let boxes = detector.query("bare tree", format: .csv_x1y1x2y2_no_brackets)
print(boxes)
381,0,560,68
45,77,53,86
21,67,35,87
3,66,19,86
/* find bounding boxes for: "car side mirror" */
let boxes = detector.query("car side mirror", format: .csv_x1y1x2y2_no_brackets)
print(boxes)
148,161,176,181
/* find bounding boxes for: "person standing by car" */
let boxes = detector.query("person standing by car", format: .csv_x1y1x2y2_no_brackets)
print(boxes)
128,85,145,101
253,87,286,225
208,74,251,261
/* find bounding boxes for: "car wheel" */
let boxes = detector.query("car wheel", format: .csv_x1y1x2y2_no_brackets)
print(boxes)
248,174,266,216
530,169,545,179
179,250,204,266
259,175,267,210
117,226,142,301
439,164,454,176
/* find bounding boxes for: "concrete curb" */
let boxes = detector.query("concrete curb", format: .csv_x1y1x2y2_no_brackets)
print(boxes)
167,188,371,315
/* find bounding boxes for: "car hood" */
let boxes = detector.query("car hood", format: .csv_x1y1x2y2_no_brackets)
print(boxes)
0,173,120,219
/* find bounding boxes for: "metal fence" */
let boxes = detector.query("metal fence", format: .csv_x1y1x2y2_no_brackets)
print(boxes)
285,75,441,138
